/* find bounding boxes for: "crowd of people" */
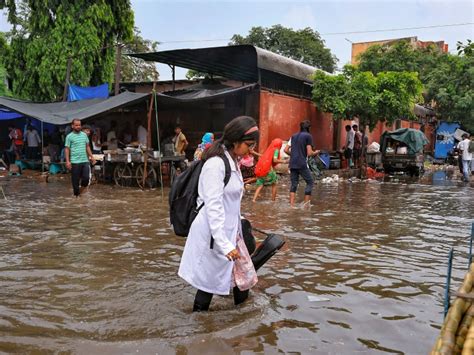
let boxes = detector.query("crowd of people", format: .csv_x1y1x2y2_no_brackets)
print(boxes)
3,118,151,166
342,124,367,170
190,119,323,207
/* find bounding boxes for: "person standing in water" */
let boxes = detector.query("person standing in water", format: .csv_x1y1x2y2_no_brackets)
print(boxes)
178,116,260,312
252,138,288,202
284,120,319,207
65,119,95,197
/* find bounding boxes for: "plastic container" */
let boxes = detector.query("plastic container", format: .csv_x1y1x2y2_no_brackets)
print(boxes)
329,158,341,169
318,152,330,169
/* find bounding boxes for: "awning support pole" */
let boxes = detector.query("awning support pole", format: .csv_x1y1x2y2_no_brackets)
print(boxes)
143,89,155,189
41,120,44,173
63,57,72,102
114,44,122,96
153,89,164,201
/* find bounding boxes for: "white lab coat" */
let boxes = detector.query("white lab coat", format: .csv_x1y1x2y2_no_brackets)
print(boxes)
178,150,243,295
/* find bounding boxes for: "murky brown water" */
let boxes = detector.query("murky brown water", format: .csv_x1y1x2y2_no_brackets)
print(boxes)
0,175,473,354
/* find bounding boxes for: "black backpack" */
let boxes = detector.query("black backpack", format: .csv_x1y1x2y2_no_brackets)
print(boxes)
169,155,231,237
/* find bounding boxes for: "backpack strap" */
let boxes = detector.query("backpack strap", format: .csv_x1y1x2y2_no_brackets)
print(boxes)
210,154,232,250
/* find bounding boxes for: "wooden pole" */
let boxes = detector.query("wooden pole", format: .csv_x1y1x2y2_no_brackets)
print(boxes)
142,87,155,188
114,44,122,96
63,57,72,102
153,90,164,201
41,120,44,173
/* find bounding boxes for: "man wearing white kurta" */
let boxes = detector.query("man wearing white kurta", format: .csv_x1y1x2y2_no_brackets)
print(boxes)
178,150,244,295
458,134,472,182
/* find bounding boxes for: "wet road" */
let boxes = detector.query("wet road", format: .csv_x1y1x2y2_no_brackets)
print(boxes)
0,176,473,354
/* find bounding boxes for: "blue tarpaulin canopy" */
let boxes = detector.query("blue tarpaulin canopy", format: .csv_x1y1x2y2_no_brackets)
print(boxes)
0,108,23,120
67,83,109,102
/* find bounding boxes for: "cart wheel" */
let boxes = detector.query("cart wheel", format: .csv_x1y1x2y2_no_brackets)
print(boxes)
113,163,133,187
136,164,159,189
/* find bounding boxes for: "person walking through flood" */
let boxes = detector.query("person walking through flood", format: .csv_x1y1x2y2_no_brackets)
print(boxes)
178,116,260,312
284,120,319,207
65,119,95,197
252,138,288,202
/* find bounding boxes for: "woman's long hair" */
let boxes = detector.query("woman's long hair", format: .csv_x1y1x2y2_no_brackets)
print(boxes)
203,116,259,160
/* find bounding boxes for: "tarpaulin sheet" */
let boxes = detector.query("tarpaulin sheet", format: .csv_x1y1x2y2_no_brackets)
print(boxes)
0,91,149,125
380,128,429,155
434,121,460,159
155,83,257,107
67,83,109,102
0,108,23,120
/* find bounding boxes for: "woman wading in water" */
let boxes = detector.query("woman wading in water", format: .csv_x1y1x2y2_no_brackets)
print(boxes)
178,116,260,311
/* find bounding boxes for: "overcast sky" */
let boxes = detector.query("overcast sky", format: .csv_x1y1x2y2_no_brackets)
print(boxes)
1,0,473,80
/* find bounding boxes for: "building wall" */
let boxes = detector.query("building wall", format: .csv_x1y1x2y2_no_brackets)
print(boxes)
351,38,415,65
258,90,334,152
351,36,448,65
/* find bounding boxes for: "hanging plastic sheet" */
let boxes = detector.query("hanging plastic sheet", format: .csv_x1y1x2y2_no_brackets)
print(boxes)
67,83,109,102
434,122,460,159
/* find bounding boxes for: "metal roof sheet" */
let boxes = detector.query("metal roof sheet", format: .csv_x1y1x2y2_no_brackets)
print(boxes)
129,45,318,84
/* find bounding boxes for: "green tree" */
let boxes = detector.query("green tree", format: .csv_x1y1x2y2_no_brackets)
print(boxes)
1,0,134,101
0,32,10,96
121,28,159,82
230,25,337,72
356,40,473,132
0,65,9,96
312,66,423,131
424,52,474,132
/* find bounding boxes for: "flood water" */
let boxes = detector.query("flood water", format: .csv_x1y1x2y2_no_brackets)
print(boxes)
0,175,473,354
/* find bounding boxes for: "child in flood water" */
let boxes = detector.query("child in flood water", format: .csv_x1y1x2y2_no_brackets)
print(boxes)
252,138,288,202
178,116,260,311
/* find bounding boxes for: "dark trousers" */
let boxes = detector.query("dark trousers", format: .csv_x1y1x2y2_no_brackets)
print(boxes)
290,167,314,195
193,287,249,312
26,146,39,160
71,163,90,196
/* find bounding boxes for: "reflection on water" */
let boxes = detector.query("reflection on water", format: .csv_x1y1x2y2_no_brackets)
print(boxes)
0,177,473,353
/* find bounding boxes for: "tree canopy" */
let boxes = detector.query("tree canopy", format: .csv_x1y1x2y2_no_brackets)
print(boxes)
230,25,337,72
121,28,159,82
0,32,10,96
356,40,474,132
0,0,134,101
312,66,423,131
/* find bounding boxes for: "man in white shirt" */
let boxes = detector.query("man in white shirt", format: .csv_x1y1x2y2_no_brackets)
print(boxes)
458,134,472,182
343,124,355,168
106,121,118,150
136,120,148,146
25,125,41,159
